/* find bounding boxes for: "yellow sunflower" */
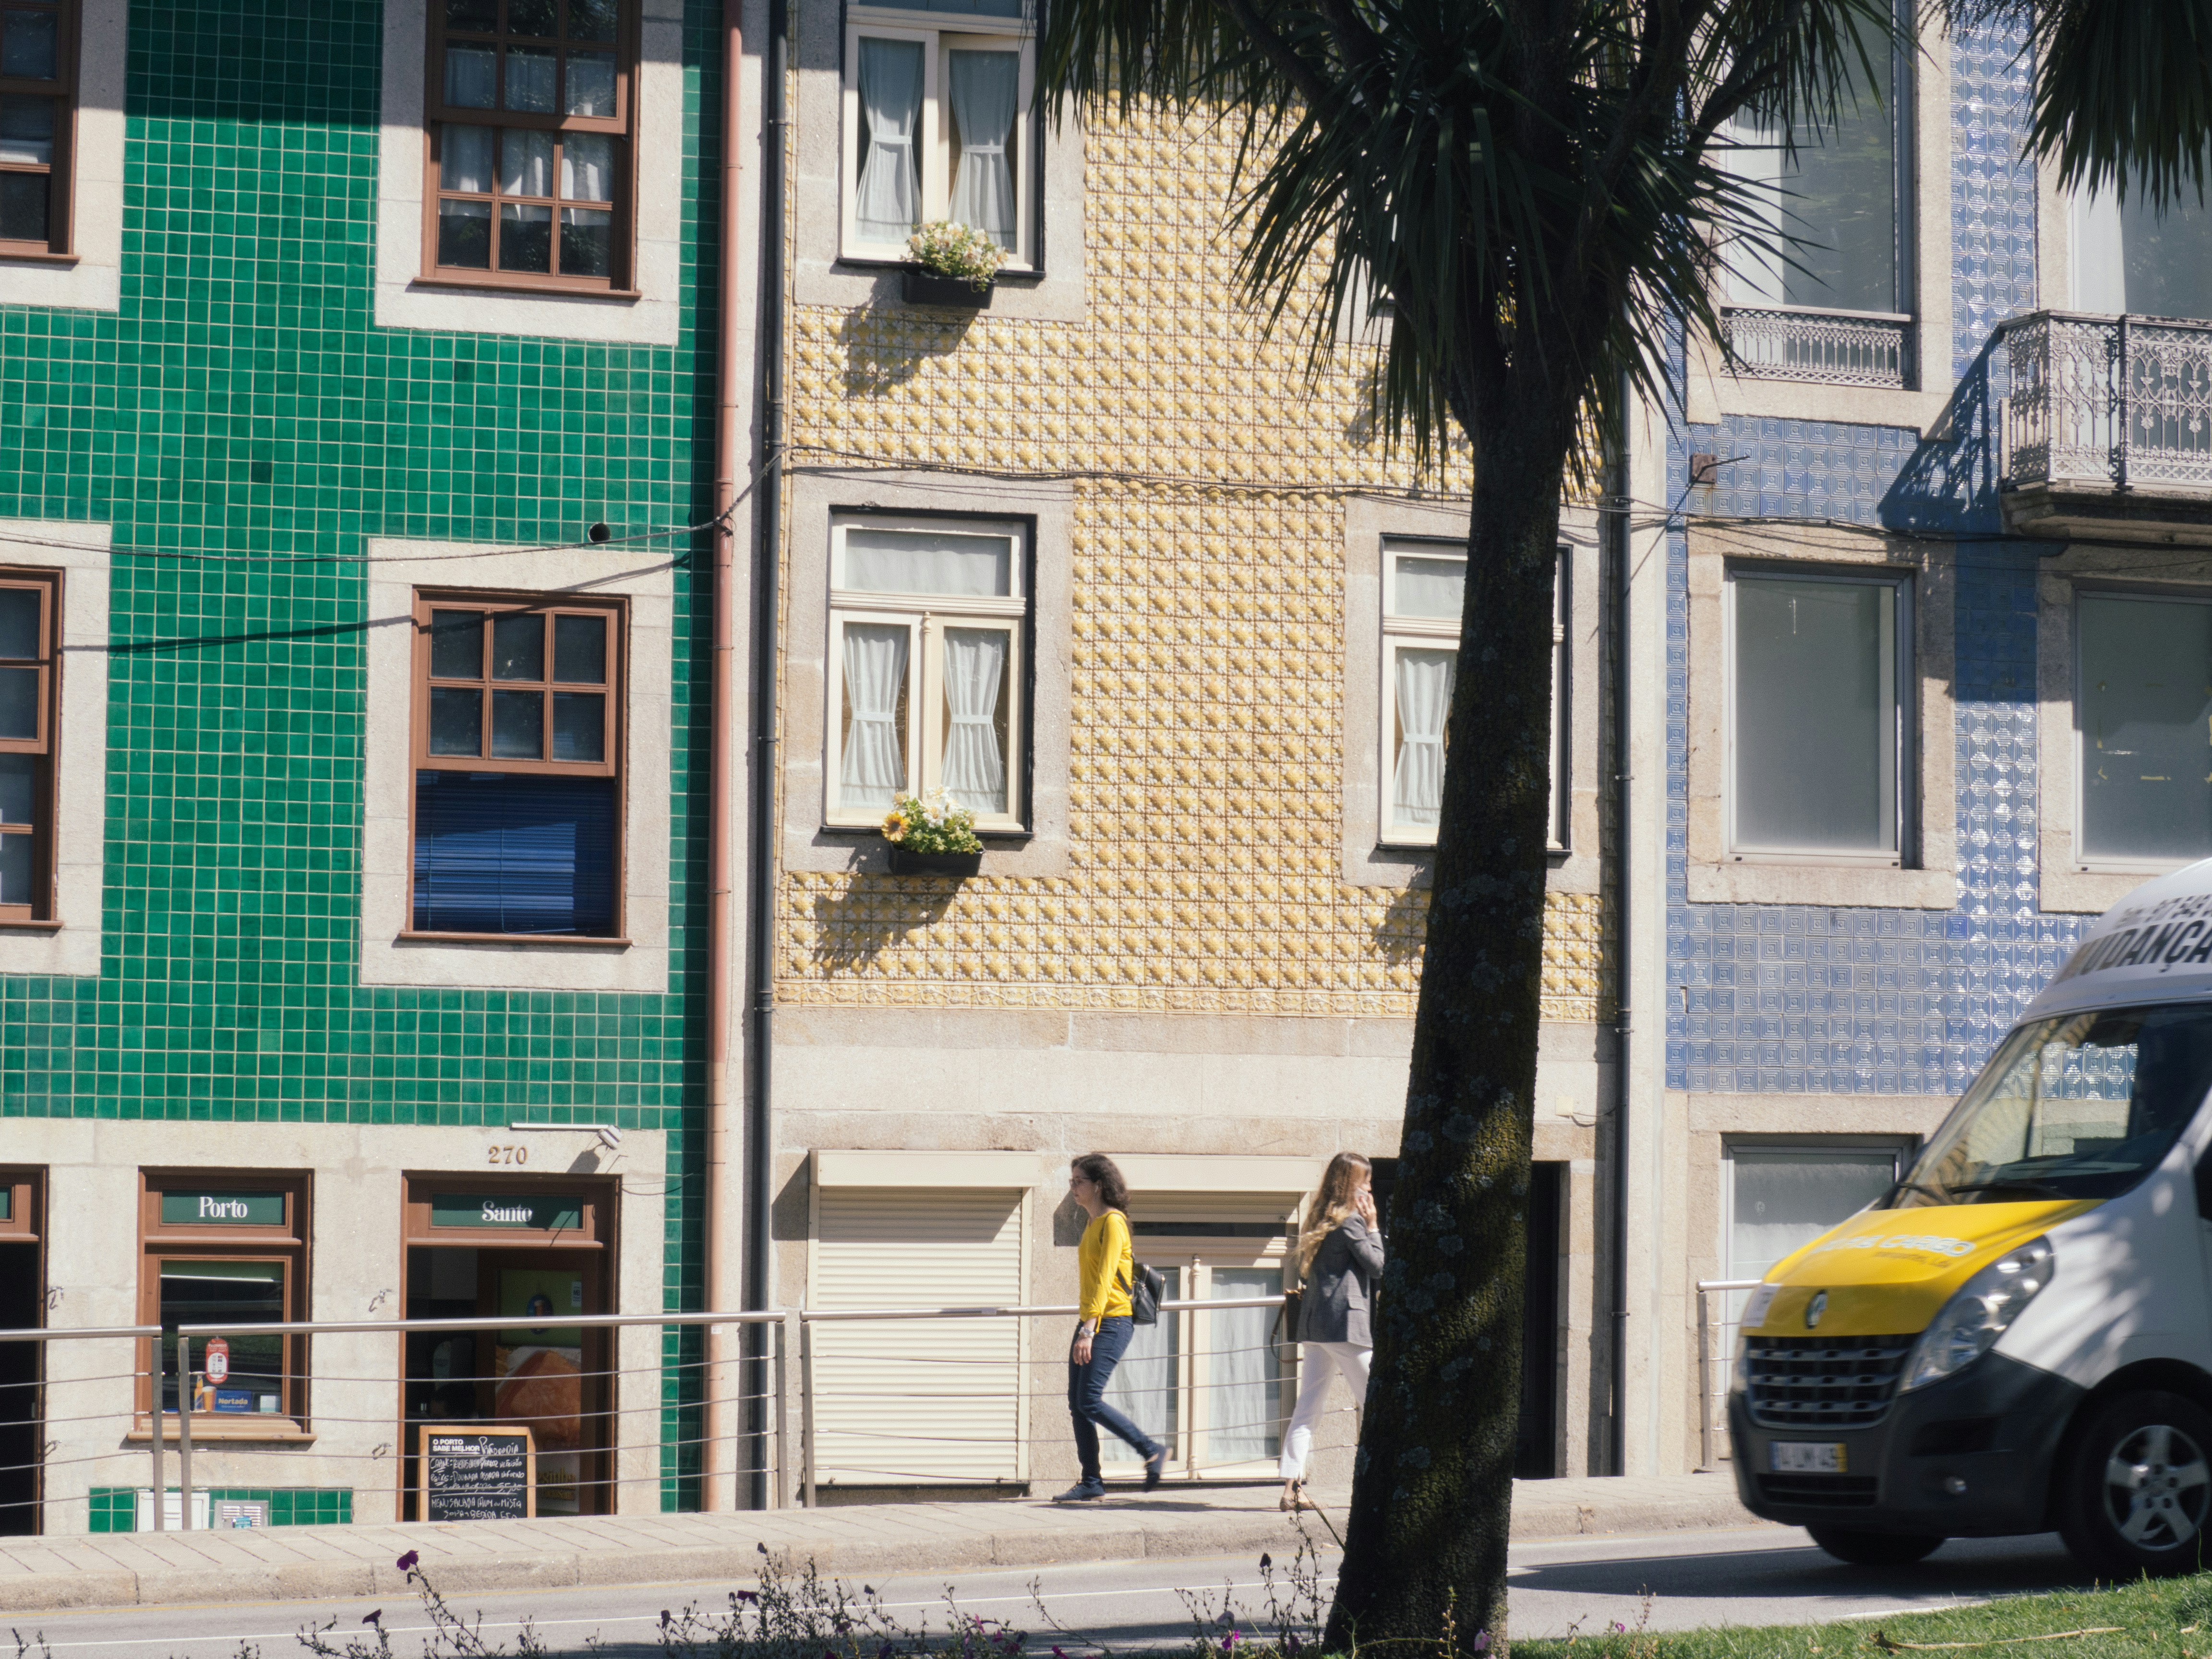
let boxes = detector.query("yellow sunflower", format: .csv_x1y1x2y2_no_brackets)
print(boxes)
882,810,910,842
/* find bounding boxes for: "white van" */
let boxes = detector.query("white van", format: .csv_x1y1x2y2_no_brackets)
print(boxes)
1728,859,2212,1574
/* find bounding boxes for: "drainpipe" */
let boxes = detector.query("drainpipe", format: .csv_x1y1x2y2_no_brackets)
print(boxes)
1606,368,1634,1476
704,0,744,1512
743,0,789,1514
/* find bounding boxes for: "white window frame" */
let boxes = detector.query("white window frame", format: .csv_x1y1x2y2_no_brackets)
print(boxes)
825,513,1029,832
1722,565,1912,865
1377,540,1566,850
2071,587,2212,874
841,6,1036,269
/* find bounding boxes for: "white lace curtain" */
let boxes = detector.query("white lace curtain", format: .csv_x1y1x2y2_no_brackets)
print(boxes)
940,627,1008,814
856,38,923,244
840,623,910,809
1206,1270,1282,1462
1392,647,1456,828
947,50,1018,249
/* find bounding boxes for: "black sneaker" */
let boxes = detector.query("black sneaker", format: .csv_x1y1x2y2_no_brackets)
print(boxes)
1143,1448,1167,1490
1054,1481,1107,1503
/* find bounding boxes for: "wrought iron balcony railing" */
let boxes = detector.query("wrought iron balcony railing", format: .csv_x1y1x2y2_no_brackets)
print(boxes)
1718,304,1913,389
2000,309,2212,493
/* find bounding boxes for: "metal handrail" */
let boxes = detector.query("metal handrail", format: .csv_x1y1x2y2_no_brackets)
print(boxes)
172,1310,786,1338
1694,1278,1763,1472
0,1297,1296,1532
1996,306,2212,336
798,1296,1283,1322
1719,301,1915,325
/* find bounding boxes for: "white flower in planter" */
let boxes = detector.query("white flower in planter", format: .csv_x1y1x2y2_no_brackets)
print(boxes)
907,220,1008,290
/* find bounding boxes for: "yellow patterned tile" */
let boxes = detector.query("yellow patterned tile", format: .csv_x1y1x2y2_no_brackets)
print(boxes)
778,98,1610,1023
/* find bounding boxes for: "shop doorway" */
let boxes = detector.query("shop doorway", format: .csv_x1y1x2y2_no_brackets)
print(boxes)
1368,1156,1565,1479
0,1170,42,1535
400,1179,615,1520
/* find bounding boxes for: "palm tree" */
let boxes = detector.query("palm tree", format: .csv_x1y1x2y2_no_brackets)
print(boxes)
1035,3,1892,1653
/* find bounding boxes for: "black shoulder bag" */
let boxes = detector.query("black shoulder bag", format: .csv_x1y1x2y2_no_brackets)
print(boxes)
1120,1260,1166,1325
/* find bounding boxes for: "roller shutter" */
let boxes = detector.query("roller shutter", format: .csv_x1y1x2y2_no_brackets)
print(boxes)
809,1185,1026,1484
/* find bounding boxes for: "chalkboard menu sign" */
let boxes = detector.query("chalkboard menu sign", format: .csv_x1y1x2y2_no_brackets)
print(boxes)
418,1426,536,1521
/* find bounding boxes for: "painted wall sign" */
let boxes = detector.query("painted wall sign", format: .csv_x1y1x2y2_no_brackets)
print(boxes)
160,1191,286,1226
420,1427,535,1521
429,1193,584,1231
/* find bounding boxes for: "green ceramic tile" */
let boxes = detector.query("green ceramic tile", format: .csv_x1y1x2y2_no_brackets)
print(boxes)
9,0,722,1513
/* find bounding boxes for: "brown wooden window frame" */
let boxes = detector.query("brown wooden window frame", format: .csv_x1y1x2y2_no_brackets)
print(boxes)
422,0,639,296
135,1171,312,1437
0,569,60,925
407,589,628,941
0,0,78,262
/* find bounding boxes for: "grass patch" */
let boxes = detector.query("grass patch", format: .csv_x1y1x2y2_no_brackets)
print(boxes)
1514,1572,2212,1659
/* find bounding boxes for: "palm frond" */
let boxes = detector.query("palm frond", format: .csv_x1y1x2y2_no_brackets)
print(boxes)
1036,0,1901,478
1949,0,2212,208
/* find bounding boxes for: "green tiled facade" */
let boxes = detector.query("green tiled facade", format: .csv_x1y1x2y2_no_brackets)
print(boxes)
88,1486,352,1531
3,0,728,1514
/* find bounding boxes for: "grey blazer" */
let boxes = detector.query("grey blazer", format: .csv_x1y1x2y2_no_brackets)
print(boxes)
1298,1215,1385,1346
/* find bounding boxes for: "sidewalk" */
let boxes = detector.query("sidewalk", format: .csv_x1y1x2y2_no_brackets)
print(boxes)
0,1475,1765,1614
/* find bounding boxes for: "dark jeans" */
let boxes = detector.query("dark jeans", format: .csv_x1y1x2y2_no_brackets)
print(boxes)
1067,1315,1160,1483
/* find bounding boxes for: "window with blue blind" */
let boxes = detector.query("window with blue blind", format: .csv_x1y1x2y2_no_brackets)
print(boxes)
410,594,624,937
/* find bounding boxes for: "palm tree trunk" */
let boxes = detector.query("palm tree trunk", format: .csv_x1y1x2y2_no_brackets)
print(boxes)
1325,396,1569,1659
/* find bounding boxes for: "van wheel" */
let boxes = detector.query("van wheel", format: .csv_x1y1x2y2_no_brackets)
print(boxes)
1806,1526,1944,1566
2056,1390,2212,1577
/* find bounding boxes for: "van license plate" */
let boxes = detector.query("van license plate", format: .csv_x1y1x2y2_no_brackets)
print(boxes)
1770,1442,1847,1474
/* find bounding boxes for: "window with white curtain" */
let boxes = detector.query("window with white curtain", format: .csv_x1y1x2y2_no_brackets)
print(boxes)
1726,568,1911,860
827,515,1028,830
843,3,1034,265
1379,541,1567,849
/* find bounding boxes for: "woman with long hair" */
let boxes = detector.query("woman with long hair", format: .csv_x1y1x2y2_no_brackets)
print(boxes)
1058,1153,1168,1501
1278,1151,1383,1512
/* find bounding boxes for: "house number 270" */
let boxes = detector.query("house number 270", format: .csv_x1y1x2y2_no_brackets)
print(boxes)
486,1144,530,1166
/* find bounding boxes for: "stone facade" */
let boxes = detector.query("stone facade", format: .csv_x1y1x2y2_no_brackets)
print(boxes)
771,73,1616,1488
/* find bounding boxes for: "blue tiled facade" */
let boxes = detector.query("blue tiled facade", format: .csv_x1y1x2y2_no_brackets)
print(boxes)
1663,16,2092,1098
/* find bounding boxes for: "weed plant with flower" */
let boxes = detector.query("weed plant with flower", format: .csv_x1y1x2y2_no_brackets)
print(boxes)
881,790,983,854
907,220,1007,289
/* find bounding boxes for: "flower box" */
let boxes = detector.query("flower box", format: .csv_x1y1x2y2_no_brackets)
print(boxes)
902,268,994,310
889,847,983,877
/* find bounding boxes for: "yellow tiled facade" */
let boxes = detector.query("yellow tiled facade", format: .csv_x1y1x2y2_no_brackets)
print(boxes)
777,103,1611,1024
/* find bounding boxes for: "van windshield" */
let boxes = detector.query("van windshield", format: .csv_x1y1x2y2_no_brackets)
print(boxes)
1888,1003,2212,1206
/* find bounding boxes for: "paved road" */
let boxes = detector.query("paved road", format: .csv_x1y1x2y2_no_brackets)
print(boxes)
0,1528,2093,1658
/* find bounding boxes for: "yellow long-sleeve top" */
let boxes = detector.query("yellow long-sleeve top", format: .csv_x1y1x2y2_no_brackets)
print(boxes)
1078,1208,1135,1322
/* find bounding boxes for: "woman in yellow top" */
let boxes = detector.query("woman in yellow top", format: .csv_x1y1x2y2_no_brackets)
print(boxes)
1060,1154,1167,1501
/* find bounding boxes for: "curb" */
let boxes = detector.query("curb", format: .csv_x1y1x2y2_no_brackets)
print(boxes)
0,1485,1769,1615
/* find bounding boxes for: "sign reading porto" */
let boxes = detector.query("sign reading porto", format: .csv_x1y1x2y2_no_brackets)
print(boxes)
161,1190,286,1226
419,1427,535,1520
430,1193,585,1231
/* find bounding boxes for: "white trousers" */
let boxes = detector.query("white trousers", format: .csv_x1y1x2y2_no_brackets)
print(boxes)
1278,1340,1371,1479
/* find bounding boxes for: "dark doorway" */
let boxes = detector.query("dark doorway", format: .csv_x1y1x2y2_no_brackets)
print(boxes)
0,1239,41,1534
1364,1155,1564,1478
1515,1162,1563,1478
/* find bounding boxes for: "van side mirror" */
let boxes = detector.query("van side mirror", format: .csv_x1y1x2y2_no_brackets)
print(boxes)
2196,1144,2212,1220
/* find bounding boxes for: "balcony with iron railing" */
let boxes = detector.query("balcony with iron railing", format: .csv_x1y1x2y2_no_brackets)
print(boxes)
1718,304,1914,390
1999,310,2212,541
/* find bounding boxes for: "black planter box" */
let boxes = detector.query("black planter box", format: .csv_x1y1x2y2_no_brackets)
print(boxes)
889,846,984,877
902,268,994,309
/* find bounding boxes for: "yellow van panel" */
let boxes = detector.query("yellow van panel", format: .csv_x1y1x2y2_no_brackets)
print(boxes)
1749,1198,2097,1337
